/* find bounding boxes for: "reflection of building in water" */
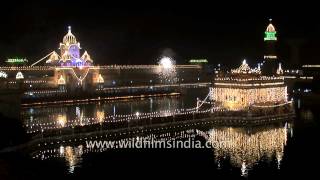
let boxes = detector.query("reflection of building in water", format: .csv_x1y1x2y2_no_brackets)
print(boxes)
212,60,287,110
23,96,186,134
59,145,83,173
300,109,314,123
30,119,293,176
96,107,105,123
57,114,67,127
208,123,291,175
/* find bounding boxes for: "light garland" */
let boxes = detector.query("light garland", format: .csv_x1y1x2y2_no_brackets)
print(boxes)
214,82,284,87
251,101,292,108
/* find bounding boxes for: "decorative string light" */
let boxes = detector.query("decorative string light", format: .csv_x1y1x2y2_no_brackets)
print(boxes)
213,60,288,110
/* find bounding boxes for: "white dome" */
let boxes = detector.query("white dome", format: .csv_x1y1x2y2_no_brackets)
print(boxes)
63,26,77,44
266,19,276,32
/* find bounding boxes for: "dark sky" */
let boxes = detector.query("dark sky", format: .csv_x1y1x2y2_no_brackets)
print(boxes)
1,1,319,67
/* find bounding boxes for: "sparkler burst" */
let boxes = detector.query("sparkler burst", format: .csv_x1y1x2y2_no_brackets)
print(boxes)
158,56,177,83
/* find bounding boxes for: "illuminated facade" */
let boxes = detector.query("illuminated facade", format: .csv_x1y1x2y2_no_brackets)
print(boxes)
46,26,93,67
212,60,288,110
0,26,208,101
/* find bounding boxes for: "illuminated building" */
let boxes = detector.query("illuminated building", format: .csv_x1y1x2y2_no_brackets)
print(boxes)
46,26,93,67
212,60,288,110
0,27,208,101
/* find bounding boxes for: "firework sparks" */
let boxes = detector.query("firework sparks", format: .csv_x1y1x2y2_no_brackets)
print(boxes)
158,56,177,83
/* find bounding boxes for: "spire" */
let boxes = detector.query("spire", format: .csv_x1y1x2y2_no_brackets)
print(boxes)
264,19,277,41
277,63,283,75
63,26,77,44
68,26,72,33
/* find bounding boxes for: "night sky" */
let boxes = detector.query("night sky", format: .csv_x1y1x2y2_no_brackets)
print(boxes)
1,1,319,67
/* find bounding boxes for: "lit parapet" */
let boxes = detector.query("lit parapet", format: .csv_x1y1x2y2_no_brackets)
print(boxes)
302,65,320,68
231,60,261,74
264,55,277,59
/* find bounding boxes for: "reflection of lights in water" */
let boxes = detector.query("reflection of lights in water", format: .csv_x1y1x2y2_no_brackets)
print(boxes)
209,124,291,173
241,162,247,177
96,109,105,123
276,151,283,169
300,110,314,121
64,146,83,174
57,114,67,127
76,107,80,117
135,112,140,117
60,146,65,155
76,106,85,126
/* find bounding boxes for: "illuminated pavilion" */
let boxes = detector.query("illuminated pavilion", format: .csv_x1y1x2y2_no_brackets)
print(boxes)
0,26,205,101
212,60,287,110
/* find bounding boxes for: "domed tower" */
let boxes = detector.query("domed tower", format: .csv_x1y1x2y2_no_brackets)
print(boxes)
59,26,82,66
262,19,278,75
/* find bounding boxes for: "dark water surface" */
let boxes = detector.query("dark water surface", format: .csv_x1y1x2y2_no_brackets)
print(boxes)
0,88,319,179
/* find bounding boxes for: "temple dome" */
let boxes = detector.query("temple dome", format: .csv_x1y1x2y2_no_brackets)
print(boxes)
266,19,276,32
63,26,77,44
